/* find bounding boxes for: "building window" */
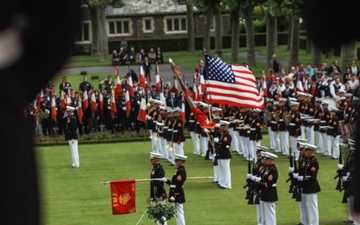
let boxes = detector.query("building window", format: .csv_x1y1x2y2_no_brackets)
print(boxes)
76,22,90,43
164,16,187,34
108,20,131,36
142,17,154,33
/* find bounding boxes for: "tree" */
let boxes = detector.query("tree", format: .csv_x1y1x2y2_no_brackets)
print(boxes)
340,40,357,74
85,0,125,61
186,0,196,52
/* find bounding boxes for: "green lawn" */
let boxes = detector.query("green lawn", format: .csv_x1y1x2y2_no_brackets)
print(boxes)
37,133,348,225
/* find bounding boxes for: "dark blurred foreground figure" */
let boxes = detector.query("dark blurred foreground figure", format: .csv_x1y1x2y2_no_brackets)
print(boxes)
1,1,81,224
301,0,360,213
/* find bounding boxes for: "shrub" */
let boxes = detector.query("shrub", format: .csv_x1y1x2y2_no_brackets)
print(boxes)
80,71,87,75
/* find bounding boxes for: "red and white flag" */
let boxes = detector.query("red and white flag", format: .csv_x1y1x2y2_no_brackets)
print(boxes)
37,89,44,109
262,79,268,98
77,100,83,124
115,75,122,101
155,63,161,91
110,180,136,215
296,79,304,94
99,91,104,116
33,99,38,121
125,85,131,117
115,66,119,76
82,90,89,111
66,93,72,107
173,75,179,96
111,91,117,120
137,97,147,124
51,96,57,122
204,55,264,109
181,96,186,122
139,64,146,88
91,92,97,117
60,90,66,112
127,75,135,98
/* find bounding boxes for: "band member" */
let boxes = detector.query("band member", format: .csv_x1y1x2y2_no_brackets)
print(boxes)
288,101,302,160
327,107,340,159
297,92,307,140
270,102,281,153
249,108,263,162
278,98,289,156
188,112,200,155
303,93,315,145
313,98,323,154
172,107,185,157
165,108,175,164
319,100,331,157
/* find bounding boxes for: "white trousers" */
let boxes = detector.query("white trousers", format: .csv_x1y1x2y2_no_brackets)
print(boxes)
290,136,298,160
229,128,239,152
242,136,249,160
200,136,208,157
213,154,220,182
300,125,305,140
268,127,274,149
238,134,245,156
189,131,200,155
262,201,276,225
154,199,168,225
322,133,331,156
234,131,242,155
174,142,184,156
257,199,264,225
302,193,319,225
69,139,79,167
305,126,314,145
315,131,322,153
218,159,231,189
330,135,340,159
280,131,289,155
273,131,281,152
160,137,167,160
172,203,185,225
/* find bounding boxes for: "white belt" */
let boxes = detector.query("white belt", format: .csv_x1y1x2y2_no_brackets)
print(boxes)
328,127,334,129
279,119,284,121
196,122,199,124
244,124,249,126
164,126,168,129
289,123,295,126
168,129,172,131
272,184,276,187
271,121,277,124
170,185,176,188
320,120,326,123
250,128,256,131
189,120,195,122
305,175,311,178
173,130,178,133
0,26,23,70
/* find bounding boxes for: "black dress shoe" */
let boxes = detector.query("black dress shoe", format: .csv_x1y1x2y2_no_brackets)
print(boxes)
343,219,353,223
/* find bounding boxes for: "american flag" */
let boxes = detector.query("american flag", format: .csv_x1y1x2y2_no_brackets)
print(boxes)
205,55,264,109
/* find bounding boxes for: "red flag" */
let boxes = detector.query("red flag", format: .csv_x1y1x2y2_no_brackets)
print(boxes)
82,90,89,111
66,93,72,107
181,96,186,122
91,92,97,117
37,89,44,109
169,59,216,129
137,97,147,124
51,96,57,122
155,63,161,91
204,55,264,109
296,79,304,94
110,180,136,215
77,100,83,124
111,91,117,120
262,79,268,98
60,90,66,112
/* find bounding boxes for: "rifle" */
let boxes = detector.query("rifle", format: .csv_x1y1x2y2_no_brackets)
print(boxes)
243,158,252,199
292,157,298,199
286,148,294,193
295,157,302,202
247,161,256,205
335,150,343,191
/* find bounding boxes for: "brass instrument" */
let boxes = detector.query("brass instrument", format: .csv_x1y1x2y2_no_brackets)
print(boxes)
266,111,273,122
236,126,251,130
169,121,175,151
282,111,292,125
154,122,164,141
274,111,281,122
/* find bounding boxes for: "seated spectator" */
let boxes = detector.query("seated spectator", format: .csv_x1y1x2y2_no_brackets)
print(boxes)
118,47,127,65
112,50,119,66
148,48,156,64
127,47,137,65
139,48,147,63
156,47,164,64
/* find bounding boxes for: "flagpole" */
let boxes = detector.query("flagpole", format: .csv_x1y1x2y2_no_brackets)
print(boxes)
101,176,214,184
135,208,148,225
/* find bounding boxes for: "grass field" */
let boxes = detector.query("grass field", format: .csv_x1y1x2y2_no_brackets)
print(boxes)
37,133,349,225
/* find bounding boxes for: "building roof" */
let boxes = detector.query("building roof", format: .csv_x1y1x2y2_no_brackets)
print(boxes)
106,0,196,16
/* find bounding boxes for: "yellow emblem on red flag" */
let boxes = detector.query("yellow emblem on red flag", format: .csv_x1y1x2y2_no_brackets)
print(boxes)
110,180,136,215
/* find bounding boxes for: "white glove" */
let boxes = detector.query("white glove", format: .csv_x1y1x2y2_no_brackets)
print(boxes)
137,100,140,105
146,115,152,119
255,177,261,182
293,173,299,179
346,172,350,177
214,137,219,143
247,174,252,179
338,164,344,170
297,176,303,181
122,106,126,110
160,177,167,182
250,175,257,181
203,128,209,133
289,167,294,173
342,176,348,182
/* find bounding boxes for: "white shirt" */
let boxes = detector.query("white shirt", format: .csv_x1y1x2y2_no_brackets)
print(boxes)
348,79,359,90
